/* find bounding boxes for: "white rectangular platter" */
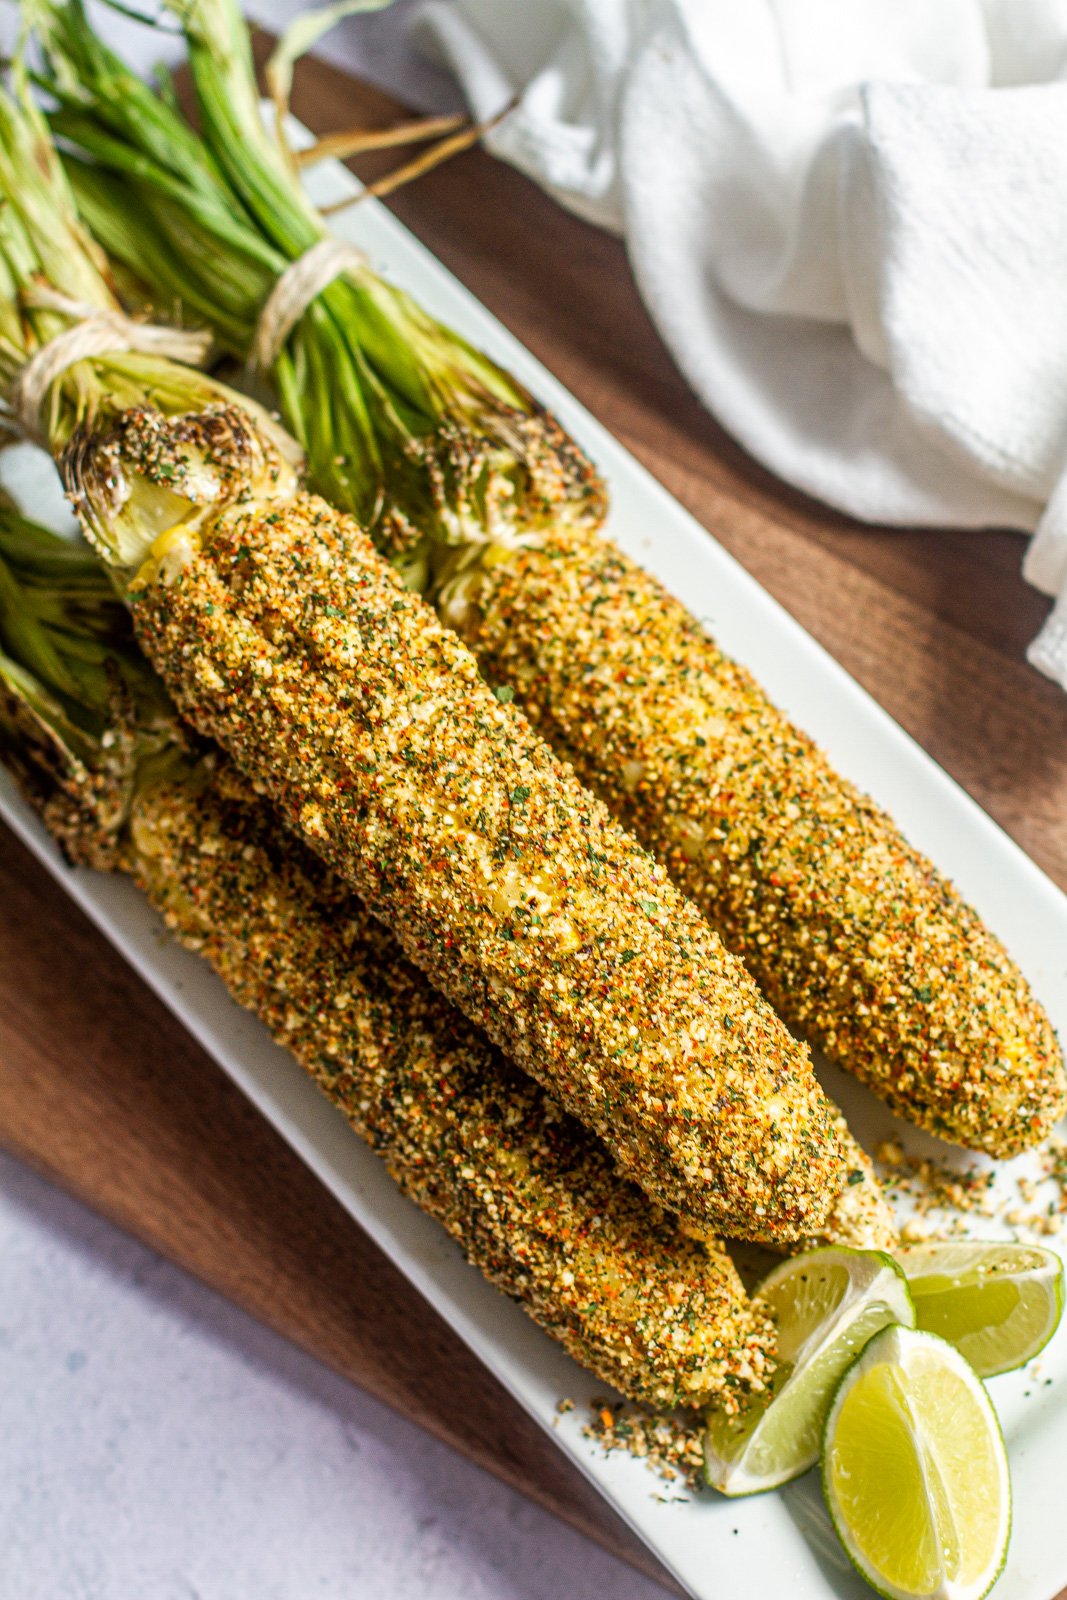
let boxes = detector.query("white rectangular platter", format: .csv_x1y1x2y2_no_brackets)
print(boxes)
2,122,1065,1600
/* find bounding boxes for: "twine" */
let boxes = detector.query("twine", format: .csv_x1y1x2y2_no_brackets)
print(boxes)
12,288,213,442
251,237,366,371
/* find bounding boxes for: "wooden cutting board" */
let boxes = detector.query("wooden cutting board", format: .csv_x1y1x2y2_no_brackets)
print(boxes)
3,44,1067,1598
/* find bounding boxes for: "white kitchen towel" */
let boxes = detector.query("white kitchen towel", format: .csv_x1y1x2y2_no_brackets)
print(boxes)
412,0,1067,691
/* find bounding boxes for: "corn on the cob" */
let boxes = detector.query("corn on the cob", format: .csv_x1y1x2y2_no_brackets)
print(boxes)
0,508,778,1409
459,527,1066,1157
61,403,853,1245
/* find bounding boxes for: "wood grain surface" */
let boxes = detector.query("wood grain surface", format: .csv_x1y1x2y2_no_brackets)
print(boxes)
2,43,1066,1598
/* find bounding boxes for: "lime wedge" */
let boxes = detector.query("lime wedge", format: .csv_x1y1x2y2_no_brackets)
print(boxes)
898,1241,1064,1378
704,1246,914,1495
822,1325,1010,1600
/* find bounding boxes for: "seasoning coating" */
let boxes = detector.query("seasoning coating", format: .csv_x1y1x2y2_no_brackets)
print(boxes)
815,1111,896,1250
70,405,852,1244
127,760,775,1408
463,526,1066,1156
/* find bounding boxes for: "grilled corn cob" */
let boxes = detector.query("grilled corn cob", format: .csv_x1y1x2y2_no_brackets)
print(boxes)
38,0,1062,1157
63,402,851,1245
459,527,1066,1157
0,510,776,1408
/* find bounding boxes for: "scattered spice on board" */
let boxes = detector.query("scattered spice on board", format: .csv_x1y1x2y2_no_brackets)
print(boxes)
582,1400,706,1493
874,1138,1067,1240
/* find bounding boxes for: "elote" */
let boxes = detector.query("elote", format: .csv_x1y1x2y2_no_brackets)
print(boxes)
460,526,1066,1157
38,0,1064,1156
65,402,849,1244
0,81,854,1246
0,509,775,1408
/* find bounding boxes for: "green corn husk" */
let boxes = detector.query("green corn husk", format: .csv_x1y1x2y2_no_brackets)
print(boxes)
0,501,176,852
32,0,606,608
0,53,293,478
0,501,778,1412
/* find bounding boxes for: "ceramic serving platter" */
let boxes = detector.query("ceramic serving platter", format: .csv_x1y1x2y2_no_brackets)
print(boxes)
1,122,1065,1600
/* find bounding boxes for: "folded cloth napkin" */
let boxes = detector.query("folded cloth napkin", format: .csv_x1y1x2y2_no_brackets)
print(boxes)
412,0,1067,691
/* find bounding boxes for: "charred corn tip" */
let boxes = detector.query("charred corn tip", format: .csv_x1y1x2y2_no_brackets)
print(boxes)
62,402,301,576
